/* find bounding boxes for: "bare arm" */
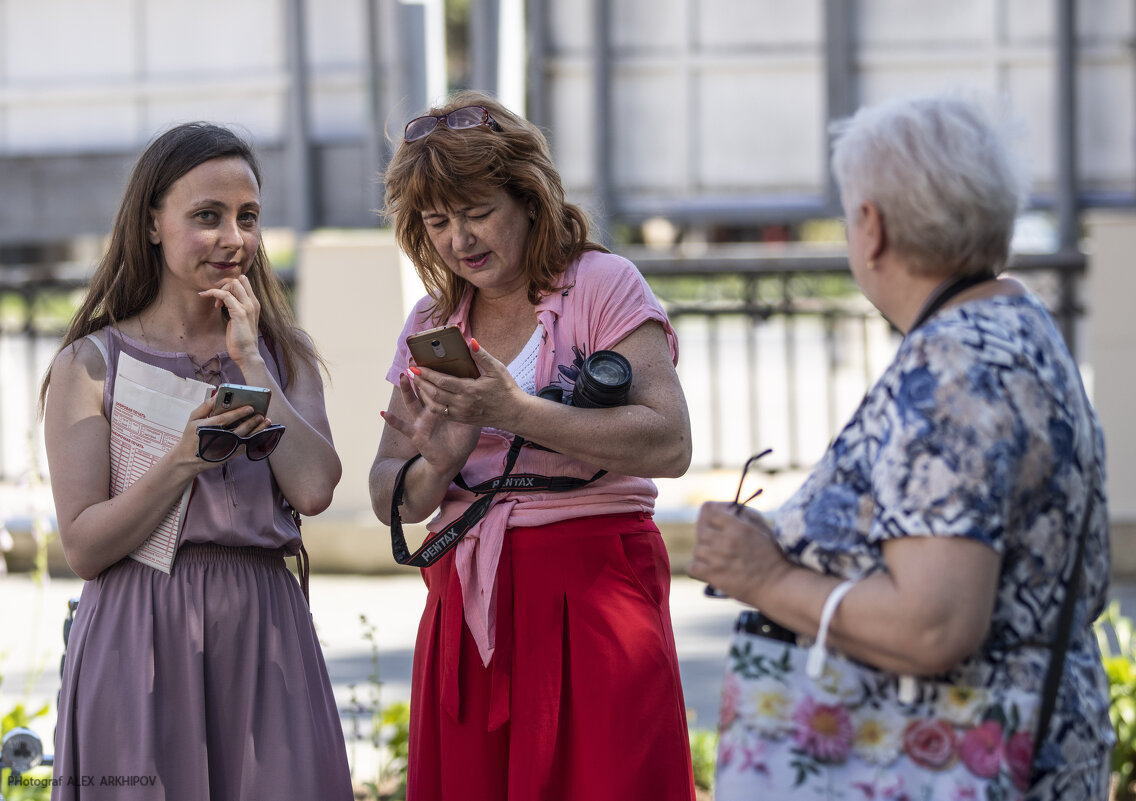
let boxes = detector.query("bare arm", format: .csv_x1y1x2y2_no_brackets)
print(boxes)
44,339,253,579
369,376,481,525
233,348,341,516
203,276,342,515
370,320,691,526
406,321,692,478
689,502,1000,676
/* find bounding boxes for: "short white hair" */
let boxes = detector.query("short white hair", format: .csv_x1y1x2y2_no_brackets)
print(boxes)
830,93,1029,276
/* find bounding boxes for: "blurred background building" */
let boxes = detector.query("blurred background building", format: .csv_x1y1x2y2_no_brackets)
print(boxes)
1,0,1134,578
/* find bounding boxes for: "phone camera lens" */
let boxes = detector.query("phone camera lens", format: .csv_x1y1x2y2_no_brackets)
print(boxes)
223,391,233,406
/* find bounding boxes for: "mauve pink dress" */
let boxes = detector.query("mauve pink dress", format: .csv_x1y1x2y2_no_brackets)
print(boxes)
51,327,352,800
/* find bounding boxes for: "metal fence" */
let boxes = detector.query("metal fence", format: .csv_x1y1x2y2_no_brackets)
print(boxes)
631,244,1087,471
0,250,1086,482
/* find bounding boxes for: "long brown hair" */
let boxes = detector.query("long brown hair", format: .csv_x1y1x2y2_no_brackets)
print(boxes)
382,90,607,322
40,122,319,409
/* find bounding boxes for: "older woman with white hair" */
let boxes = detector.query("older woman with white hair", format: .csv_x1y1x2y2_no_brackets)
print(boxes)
690,94,1113,800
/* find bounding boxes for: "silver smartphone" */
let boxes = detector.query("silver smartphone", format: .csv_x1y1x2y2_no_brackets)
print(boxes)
212,383,272,427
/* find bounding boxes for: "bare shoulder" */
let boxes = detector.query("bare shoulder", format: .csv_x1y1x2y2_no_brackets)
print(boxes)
50,335,107,383
45,336,108,420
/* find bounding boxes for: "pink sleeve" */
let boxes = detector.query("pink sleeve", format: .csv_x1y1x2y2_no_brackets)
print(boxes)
575,252,679,365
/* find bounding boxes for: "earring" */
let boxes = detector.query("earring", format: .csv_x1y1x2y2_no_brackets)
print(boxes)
528,209,536,220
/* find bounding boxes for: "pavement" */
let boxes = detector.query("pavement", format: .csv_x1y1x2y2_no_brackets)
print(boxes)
3,570,1134,785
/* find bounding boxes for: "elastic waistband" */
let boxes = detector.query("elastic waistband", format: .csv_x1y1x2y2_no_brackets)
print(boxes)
174,542,291,567
509,510,655,538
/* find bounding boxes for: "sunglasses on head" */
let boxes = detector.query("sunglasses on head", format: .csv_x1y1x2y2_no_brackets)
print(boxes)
196,424,286,463
403,105,502,142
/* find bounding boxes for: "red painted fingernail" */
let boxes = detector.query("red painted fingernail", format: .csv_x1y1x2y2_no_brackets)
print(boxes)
470,338,480,352
408,366,422,376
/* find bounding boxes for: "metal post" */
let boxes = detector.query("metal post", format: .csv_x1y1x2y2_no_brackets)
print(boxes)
823,0,858,213
1054,0,1079,351
470,0,501,93
364,0,387,221
526,0,548,129
592,0,613,246
284,0,315,233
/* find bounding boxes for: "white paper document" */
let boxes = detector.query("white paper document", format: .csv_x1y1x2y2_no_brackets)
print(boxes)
109,352,214,573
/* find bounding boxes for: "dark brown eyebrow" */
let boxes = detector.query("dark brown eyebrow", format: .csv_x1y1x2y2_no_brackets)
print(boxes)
192,199,261,212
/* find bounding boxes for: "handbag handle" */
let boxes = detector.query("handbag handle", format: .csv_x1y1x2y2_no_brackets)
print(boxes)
806,580,857,679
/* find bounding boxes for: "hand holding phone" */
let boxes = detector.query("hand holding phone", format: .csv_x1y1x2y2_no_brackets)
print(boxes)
212,383,272,428
406,325,479,379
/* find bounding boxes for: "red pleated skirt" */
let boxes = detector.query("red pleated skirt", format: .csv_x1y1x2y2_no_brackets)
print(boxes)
407,512,697,801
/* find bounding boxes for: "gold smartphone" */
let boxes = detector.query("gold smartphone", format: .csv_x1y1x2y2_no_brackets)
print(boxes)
406,325,479,379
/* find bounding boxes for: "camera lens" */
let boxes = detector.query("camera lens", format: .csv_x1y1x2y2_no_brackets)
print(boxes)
571,350,632,409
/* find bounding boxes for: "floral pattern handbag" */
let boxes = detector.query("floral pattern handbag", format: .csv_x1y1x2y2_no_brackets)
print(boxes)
715,581,1039,801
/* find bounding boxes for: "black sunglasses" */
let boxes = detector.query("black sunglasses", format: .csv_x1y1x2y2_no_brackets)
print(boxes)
196,424,286,463
705,448,773,598
403,105,502,142
733,448,773,513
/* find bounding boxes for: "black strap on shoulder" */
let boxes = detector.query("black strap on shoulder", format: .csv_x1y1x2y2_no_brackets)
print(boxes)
1031,450,1096,766
907,271,996,335
388,435,606,569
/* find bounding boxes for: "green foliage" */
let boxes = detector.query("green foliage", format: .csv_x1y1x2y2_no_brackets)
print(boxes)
1096,602,1136,800
688,727,718,792
1,444,58,801
0,289,82,335
2,702,51,734
1,703,53,801
350,615,410,801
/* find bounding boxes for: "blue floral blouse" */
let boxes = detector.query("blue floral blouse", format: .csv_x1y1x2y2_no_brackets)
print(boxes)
769,292,1114,798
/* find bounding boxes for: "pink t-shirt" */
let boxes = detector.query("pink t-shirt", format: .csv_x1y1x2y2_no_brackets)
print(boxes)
386,251,680,663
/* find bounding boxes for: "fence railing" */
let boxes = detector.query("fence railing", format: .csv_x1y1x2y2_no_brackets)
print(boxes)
629,243,1087,471
0,247,1086,481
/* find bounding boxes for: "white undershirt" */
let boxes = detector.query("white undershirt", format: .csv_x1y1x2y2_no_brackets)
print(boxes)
507,323,544,395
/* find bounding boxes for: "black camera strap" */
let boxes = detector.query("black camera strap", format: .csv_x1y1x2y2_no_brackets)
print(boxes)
451,467,606,495
389,435,605,568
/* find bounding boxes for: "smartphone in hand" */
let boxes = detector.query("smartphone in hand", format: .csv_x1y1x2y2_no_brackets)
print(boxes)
406,325,479,379
213,383,272,428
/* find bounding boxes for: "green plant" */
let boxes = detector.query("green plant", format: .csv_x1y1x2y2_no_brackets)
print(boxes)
349,615,410,801
1,703,53,801
0,441,60,801
1096,602,1136,800
689,726,718,793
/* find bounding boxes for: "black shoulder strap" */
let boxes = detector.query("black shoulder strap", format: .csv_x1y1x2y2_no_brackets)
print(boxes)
1031,381,1098,767
907,271,996,335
